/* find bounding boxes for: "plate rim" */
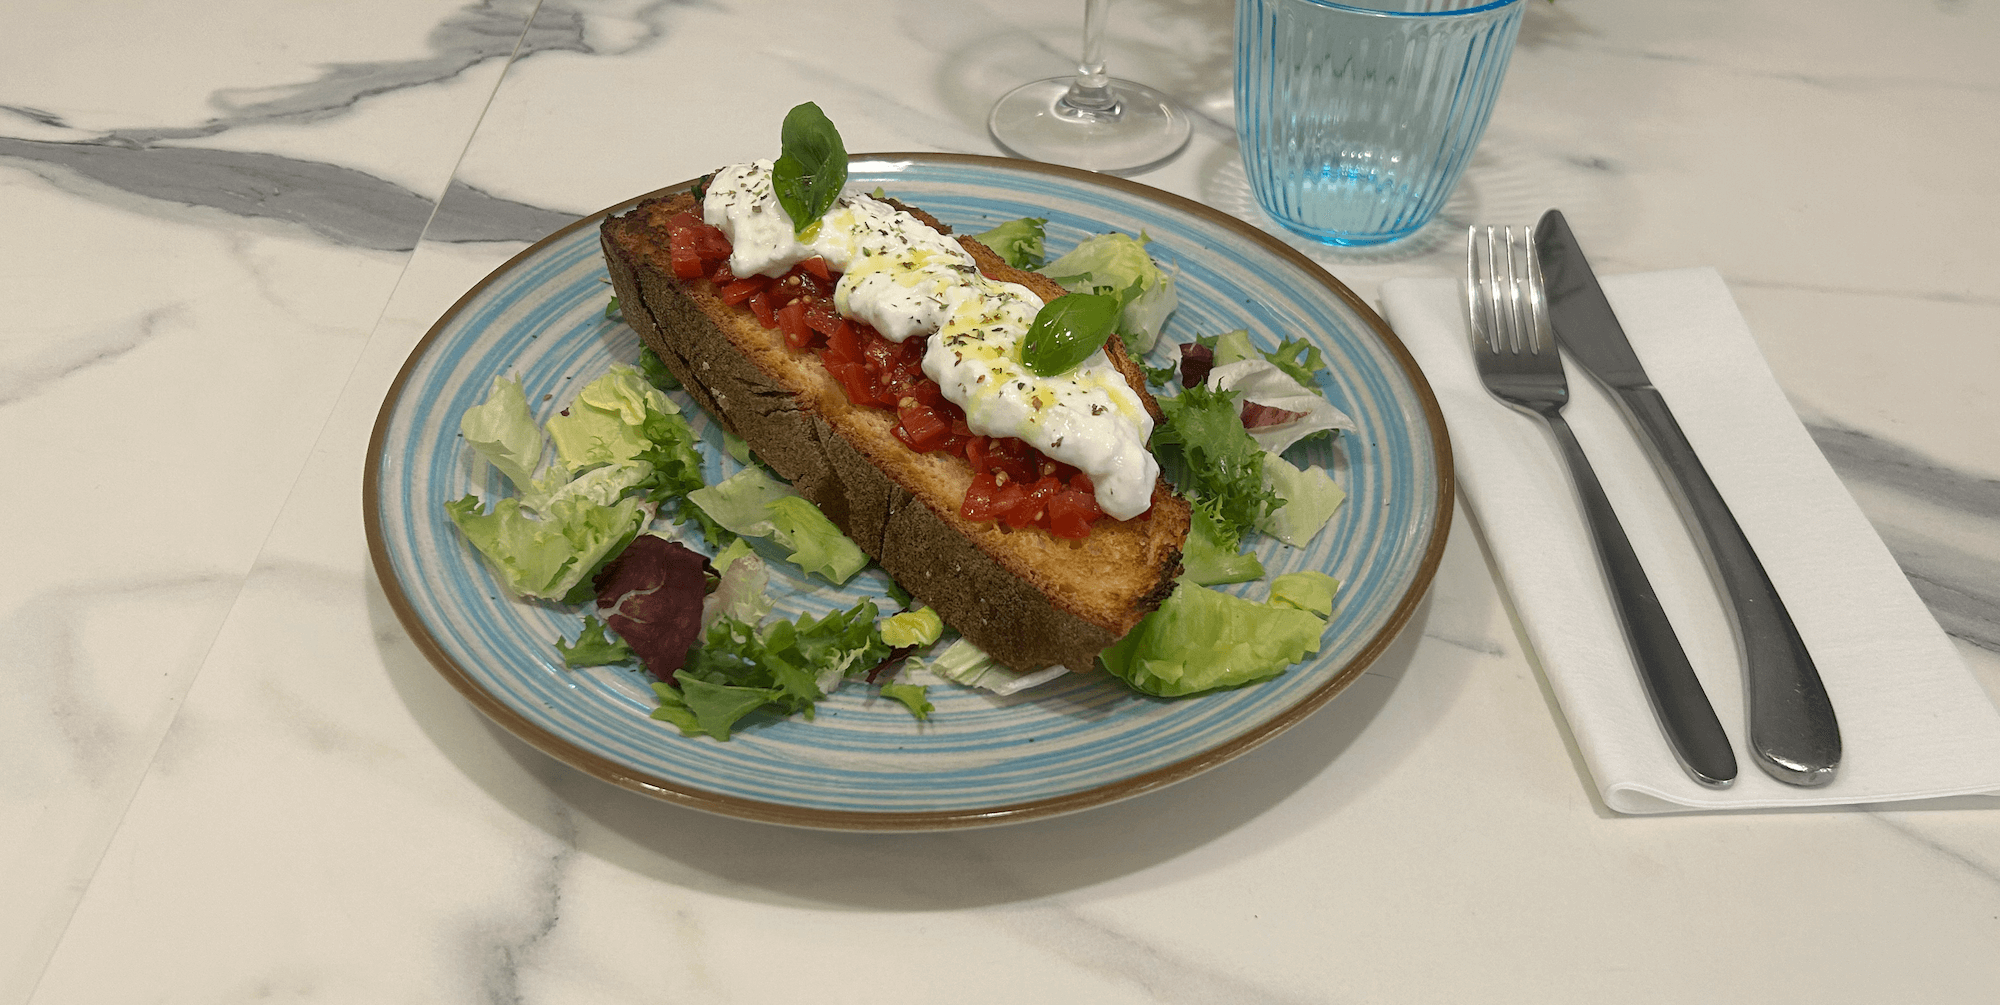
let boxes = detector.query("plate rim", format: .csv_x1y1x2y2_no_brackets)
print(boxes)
362,151,1456,831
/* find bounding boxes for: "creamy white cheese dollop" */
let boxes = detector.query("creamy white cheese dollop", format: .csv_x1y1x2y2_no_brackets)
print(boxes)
701,160,1159,520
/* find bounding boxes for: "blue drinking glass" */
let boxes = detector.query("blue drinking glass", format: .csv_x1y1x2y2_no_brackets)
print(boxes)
1236,0,1524,246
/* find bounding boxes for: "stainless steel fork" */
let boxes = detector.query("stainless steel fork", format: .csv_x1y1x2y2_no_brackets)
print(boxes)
1467,225,1738,788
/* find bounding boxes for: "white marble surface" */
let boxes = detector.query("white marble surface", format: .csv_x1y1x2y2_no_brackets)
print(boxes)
3,1,1996,1001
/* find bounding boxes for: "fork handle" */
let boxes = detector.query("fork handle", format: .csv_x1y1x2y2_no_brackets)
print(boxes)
1617,386,1841,786
1543,410,1739,788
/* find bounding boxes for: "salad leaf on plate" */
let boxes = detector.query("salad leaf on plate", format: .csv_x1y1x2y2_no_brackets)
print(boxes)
557,615,636,667
545,364,678,474
877,681,934,720
690,467,868,584
1040,232,1178,354
1098,572,1340,697
974,217,1047,269
446,493,645,601
1152,385,1280,549
460,376,544,493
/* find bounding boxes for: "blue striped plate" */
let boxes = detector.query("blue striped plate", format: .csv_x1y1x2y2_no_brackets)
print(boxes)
364,154,1452,830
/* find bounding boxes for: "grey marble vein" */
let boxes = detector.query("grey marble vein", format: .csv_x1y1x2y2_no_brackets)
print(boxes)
1732,276,2000,310
0,572,236,792
0,137,439,252
0,0,679,252
427,179,588,246
0,104,65,128
468,805,576,1005
98,0,561,147
1810,423,2000,652
1868,813,2000,890
0,304,184,408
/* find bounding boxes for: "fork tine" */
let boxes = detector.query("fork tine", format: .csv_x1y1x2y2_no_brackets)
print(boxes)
1465,225,1481,347
1523,227,1552,352
1498,225,1520,354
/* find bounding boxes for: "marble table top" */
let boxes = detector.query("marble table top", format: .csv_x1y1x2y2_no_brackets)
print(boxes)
5,1,1996,1001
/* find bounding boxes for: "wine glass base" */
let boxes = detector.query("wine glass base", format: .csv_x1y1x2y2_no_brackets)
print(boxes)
988,76,1192,176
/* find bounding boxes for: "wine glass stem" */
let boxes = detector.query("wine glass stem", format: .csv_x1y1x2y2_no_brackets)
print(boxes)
1063,0,1119,116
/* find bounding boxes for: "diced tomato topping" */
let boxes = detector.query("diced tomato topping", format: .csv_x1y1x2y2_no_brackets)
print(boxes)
777,299,813,349
718,276,764,306
666,212,731,280
1048,486,1103,539
691,226,731,262
961,472,1003,521
669,229,704,280
663,212,1112,537
805,300,844,337
1001,476,1057,529
990,479,1027,520
747,290,776,329
895,399,953,452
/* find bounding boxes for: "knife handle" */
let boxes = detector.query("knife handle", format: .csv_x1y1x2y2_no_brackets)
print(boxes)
1542,411,1738,788
1616,386,1841,787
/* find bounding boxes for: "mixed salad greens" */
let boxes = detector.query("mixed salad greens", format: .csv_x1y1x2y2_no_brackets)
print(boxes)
443,105,1358,742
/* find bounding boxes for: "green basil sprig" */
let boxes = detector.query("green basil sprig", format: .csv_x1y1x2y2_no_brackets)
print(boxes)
772,102,847,238
1020,293,1120,376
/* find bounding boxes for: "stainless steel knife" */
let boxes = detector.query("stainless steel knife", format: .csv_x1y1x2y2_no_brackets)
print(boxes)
1535,209,1841,787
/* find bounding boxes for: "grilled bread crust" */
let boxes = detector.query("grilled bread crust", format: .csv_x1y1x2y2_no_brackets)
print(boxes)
601,191,1189,671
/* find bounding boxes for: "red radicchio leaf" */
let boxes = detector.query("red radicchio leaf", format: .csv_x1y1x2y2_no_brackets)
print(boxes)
864,645,916,684
1179,342,1214,388
593,536,713,678
1240,400,1308,429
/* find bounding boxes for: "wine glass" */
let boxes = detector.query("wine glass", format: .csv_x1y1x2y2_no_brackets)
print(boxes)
987,0,1192,175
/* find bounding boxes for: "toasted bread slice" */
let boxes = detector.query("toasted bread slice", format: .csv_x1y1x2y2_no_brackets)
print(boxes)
601,190,1189,671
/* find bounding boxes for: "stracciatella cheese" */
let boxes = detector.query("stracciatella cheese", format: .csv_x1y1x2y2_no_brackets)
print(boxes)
702,160,1158,520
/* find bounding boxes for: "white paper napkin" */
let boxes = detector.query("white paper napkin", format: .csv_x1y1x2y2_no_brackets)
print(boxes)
1381,267,2000,813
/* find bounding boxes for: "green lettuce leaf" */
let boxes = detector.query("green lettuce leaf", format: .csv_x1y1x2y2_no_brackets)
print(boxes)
1180,503,1266,586
1098,579,1333,697
688,467,868,584
637,347,681,390
654,678,785,741
912,637,1070,695
523,460,652,514
545,364,678,474
445,493,645,601
1256,451,1346,547
666,598,891,739
1039,232,1177,354
459,376,546,493
1151,385,1280,549
632,406,706,504
878,682,933,721
879,607,944,648
1269,571,1340,617
556,615,635,667
687,466,793,538
766,496,869,584
1263,336,1328,388
974,217,1048,269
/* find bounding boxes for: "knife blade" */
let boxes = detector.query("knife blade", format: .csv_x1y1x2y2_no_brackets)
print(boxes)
1535,209,1842,787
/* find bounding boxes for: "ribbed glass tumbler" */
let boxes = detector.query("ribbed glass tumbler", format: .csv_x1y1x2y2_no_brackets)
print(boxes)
1236,0,1523,246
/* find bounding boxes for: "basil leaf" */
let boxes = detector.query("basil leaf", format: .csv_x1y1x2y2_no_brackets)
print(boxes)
1020,293,1120,376
772,102,847,237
